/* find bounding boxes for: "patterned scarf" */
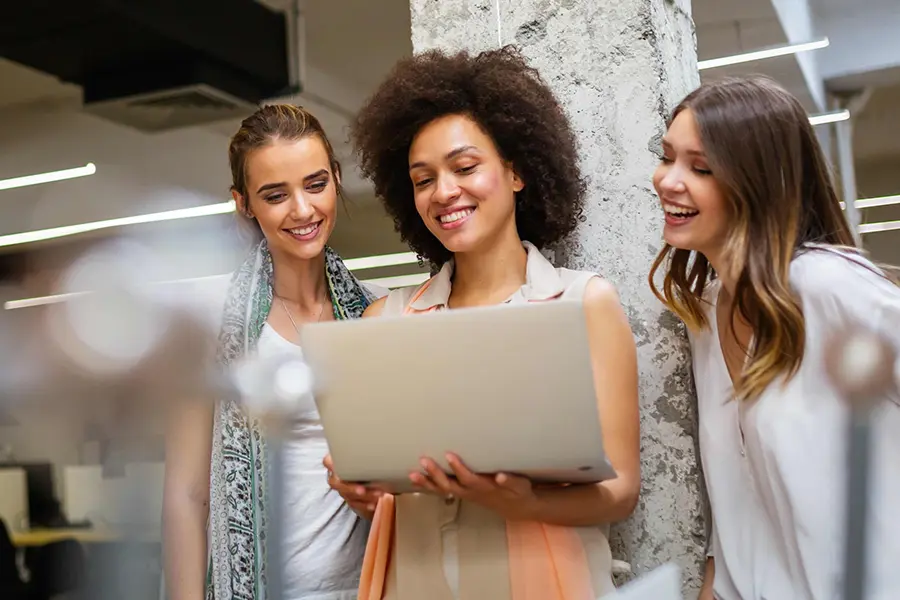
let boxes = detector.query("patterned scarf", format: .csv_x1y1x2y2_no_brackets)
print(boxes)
206,239,376,600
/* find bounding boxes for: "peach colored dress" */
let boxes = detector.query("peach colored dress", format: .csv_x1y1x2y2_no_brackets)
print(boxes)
359,242,617,600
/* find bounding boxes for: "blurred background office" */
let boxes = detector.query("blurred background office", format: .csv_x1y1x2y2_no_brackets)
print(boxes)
0,0,897,598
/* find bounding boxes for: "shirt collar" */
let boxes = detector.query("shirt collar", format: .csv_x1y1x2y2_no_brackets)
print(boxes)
407,241,566,312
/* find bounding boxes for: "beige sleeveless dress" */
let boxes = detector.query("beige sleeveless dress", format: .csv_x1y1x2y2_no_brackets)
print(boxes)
360,242,617,600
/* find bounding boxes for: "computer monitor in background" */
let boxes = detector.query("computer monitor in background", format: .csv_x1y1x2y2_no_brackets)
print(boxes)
0,462,62,527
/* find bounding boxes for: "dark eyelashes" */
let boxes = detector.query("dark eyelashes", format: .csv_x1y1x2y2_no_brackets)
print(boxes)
263,181,329,202
412,164,477,188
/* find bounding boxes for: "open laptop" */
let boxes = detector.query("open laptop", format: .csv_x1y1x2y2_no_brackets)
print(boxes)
299,299,616,492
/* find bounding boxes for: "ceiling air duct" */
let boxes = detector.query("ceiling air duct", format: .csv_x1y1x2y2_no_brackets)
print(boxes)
0,0,290,131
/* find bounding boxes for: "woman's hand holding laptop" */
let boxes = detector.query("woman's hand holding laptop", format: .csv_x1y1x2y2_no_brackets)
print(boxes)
325,451,539,521
323,454,384,520
410,453,539,520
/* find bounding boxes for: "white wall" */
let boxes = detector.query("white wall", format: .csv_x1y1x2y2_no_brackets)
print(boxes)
0,103,411,512
0,102,408,279
816,0,900,81
0,102,383,240
770,0,826,109
0,282,88,502
0,105,230,236
857,157,900,266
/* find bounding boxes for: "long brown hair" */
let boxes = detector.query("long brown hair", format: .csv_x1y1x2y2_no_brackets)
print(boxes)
228,104,343,240
649,76,859,401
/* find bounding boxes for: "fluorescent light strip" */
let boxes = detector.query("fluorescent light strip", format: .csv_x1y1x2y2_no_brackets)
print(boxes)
3,258,429,310
859,220,900,234
808,109,850,126
344,252,419,270
4,290,94,310
362,272,430,289
839,194,900,210
0,201,236,248
698,37,829,70
0,202,425,272
0,163,97,191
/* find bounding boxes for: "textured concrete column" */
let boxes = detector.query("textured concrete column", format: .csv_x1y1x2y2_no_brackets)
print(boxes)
409,0,705,592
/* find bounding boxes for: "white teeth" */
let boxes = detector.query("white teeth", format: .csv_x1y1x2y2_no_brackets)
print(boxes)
288,223,319,235
439,208,474,224
663,205,698,216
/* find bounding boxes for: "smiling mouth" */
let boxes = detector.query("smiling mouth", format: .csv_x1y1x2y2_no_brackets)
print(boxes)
437,207,475,228
663,204,698,223
284,221,322,239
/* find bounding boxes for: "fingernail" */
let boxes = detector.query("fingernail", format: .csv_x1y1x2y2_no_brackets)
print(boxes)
420,458,428,468
445,453,454,463
368,503,375,511
356,486,365,495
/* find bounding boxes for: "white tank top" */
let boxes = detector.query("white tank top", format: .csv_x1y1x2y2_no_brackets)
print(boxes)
256,324,368,600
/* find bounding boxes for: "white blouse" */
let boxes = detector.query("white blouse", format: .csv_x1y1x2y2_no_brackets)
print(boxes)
688,248,900,600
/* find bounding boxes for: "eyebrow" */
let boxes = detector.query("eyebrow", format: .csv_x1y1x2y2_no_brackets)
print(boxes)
255,169,329,194
661,139,706,157
409,145,478,171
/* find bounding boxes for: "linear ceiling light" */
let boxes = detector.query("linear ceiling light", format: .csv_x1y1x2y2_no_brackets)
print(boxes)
698,37,830,70
0,163,97,192
344,252,419,271
4,290,93,310
0,203,425,269
858,220,900,234
3,264,430,311
808,109,850,126
839,194,900,210
0,201,236,248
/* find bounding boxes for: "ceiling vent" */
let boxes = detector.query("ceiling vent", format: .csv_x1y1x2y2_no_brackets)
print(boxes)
84,84,257,132
0,0,289,131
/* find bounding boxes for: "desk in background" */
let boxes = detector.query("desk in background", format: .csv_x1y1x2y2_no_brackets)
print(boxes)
11,527,135,547
12,527,162,600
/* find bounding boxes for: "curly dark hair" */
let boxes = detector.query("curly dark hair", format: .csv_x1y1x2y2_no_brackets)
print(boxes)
350,45,587,265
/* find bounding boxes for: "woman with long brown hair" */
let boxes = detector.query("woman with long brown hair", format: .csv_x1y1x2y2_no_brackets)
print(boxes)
650,76,900,599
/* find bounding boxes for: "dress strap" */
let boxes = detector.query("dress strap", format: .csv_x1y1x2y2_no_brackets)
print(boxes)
557,271,599,302
381,285,420,316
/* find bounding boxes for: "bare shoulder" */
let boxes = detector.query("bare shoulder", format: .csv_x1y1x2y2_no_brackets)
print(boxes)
580,276,635,351
362,296,387,318
581,276,626,315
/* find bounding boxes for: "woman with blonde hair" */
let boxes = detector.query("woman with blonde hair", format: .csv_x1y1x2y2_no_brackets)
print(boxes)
650,76,900,599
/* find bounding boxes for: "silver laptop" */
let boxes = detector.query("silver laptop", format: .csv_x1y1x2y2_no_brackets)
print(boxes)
299,299,616,492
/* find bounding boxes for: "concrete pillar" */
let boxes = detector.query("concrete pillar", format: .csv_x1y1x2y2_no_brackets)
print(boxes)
409,0,705,593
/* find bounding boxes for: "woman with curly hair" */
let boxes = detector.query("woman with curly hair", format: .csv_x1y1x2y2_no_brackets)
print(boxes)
324,46,641,600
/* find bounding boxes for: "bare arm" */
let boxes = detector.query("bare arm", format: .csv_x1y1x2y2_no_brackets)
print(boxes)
362,296,387,318
525,277,641,526
163,400,213,600
699,557,716,599
414,278,642,526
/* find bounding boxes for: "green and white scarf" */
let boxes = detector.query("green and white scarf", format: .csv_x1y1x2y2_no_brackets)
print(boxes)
206,239,376,600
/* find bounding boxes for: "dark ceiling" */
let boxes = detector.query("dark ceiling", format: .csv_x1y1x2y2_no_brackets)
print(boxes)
0,0,290,105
